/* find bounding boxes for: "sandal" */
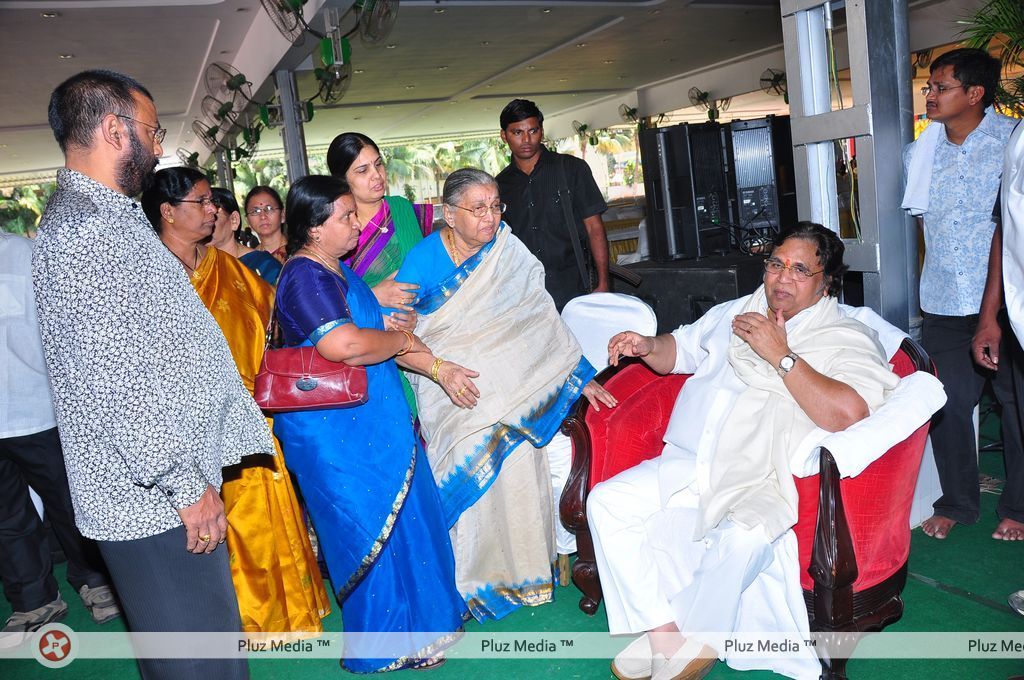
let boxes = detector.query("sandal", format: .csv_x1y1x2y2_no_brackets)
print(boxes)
411,654,446,671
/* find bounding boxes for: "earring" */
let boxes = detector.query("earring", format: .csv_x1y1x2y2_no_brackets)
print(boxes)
167,217,175,224
314,234,321,244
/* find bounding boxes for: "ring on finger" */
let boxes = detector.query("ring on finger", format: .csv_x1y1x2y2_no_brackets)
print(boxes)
456,387,466,397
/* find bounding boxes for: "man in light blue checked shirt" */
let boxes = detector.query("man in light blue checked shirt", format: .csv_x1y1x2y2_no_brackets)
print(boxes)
903,48,1023,542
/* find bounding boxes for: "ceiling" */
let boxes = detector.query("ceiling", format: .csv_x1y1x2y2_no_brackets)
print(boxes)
0,0,983,186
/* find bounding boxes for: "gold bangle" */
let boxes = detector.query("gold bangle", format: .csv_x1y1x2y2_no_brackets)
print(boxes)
430,357,444,383
395,330,414,356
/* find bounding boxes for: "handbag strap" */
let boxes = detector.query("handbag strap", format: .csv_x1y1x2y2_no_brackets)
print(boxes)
263,256,351,352
555,154,592,292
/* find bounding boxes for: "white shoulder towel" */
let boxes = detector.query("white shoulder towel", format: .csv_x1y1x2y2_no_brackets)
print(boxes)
901,119,945,217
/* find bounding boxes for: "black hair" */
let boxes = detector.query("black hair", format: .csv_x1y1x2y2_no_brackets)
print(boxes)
211,187,239,215
930,47,1001,107
285,175,352,256
48,69,153,153
499,99,544,130
771,221,847,297
244,184,284,211
326,132,381,177
140,167,208,233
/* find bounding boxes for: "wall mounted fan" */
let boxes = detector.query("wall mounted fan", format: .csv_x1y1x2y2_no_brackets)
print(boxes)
688,87,730,121
205,63,255,106
260,0,309,43
572,120,599,146
314,34,353,104
759,68,788,104
201,95,238,134
191,120,222,150
176,149,200,168
359,0,399,45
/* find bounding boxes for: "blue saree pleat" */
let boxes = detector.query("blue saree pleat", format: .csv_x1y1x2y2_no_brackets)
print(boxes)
273,258,466,672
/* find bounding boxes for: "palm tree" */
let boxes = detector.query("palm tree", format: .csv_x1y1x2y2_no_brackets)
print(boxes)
961,0,1024,115
383,145,433,197
230,158,289,207
455,138,508,175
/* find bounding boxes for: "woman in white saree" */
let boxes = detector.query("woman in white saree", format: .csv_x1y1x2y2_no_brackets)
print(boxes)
394,168,616,621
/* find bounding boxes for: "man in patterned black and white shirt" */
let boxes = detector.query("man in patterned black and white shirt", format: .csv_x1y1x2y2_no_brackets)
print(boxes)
33,70,274,679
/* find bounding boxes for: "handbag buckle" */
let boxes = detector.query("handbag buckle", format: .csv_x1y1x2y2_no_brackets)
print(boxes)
295,376,318,391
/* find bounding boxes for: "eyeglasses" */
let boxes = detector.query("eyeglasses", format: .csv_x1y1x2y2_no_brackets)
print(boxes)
116,114,166,144
920,84,966,97
763,258,822,281
246,205,280,218
177,196,215,208
449,202,507,218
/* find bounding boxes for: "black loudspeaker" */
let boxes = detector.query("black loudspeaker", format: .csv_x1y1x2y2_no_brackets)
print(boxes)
729,115,797,232
639,124,700,261
639,122,738,261
622,255,765,334
688,121,734,254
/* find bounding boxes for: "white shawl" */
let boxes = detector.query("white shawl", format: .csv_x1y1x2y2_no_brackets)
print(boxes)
696,289,899,541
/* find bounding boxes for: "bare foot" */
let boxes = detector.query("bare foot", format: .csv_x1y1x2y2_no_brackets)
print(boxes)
922,515,957,539
992,518,1024,540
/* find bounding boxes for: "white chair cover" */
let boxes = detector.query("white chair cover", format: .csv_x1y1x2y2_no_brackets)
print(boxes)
549,293,659,554
561,293,658,370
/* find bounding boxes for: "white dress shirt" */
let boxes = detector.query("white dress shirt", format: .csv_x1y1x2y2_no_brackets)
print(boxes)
0,232,56,438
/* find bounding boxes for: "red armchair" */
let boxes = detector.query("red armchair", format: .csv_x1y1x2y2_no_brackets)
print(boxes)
560,338,934,679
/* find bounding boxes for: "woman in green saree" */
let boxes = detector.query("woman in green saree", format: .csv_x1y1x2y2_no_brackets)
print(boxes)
327,132,434,414
327,132,433,332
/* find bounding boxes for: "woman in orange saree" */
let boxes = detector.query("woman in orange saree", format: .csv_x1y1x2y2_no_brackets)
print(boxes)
142,167,331,635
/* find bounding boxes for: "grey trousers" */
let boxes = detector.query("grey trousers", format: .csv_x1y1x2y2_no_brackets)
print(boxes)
97,524,247,680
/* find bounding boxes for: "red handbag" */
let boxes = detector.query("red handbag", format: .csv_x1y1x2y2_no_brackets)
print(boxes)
254,315,369,413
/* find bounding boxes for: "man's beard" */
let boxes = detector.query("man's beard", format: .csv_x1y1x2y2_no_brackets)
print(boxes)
116,127,158,196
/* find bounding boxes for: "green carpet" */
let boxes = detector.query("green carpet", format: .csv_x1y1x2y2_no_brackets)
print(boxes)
3,441,1023,678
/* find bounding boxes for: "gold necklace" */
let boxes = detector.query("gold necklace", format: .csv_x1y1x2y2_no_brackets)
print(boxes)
445,227,464,267
301,247,344,277
171,244,201,277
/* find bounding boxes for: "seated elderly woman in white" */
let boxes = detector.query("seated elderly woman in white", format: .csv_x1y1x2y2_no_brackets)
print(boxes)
589,222,943,680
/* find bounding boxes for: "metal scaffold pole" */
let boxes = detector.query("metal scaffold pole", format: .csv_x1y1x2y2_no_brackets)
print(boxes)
214,149,234,193
781,0,919,334
275,68,310,184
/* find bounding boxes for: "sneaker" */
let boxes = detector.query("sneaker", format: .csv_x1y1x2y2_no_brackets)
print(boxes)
0,594,68,649
79,585,121,624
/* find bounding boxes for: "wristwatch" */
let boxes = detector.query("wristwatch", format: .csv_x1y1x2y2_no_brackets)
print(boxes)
777,352,799,377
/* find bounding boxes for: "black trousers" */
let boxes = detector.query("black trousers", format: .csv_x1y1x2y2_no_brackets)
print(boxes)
98,525,248,680
922,312,1024,524
0,427,110,611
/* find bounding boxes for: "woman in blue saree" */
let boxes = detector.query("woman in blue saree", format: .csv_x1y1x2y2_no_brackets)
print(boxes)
273,175,472,671
395,168,617,621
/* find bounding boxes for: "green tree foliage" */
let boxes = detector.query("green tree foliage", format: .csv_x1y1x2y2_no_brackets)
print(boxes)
224,129,636,208
0,183,56,236
960,0,1024,115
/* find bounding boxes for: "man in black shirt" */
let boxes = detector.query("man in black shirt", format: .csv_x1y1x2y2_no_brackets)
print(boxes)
496,99,611,311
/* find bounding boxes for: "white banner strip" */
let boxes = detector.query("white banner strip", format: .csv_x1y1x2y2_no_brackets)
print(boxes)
5,629,1024,667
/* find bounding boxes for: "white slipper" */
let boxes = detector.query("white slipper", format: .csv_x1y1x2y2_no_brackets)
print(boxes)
611,634,655,680
650,638,717,680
